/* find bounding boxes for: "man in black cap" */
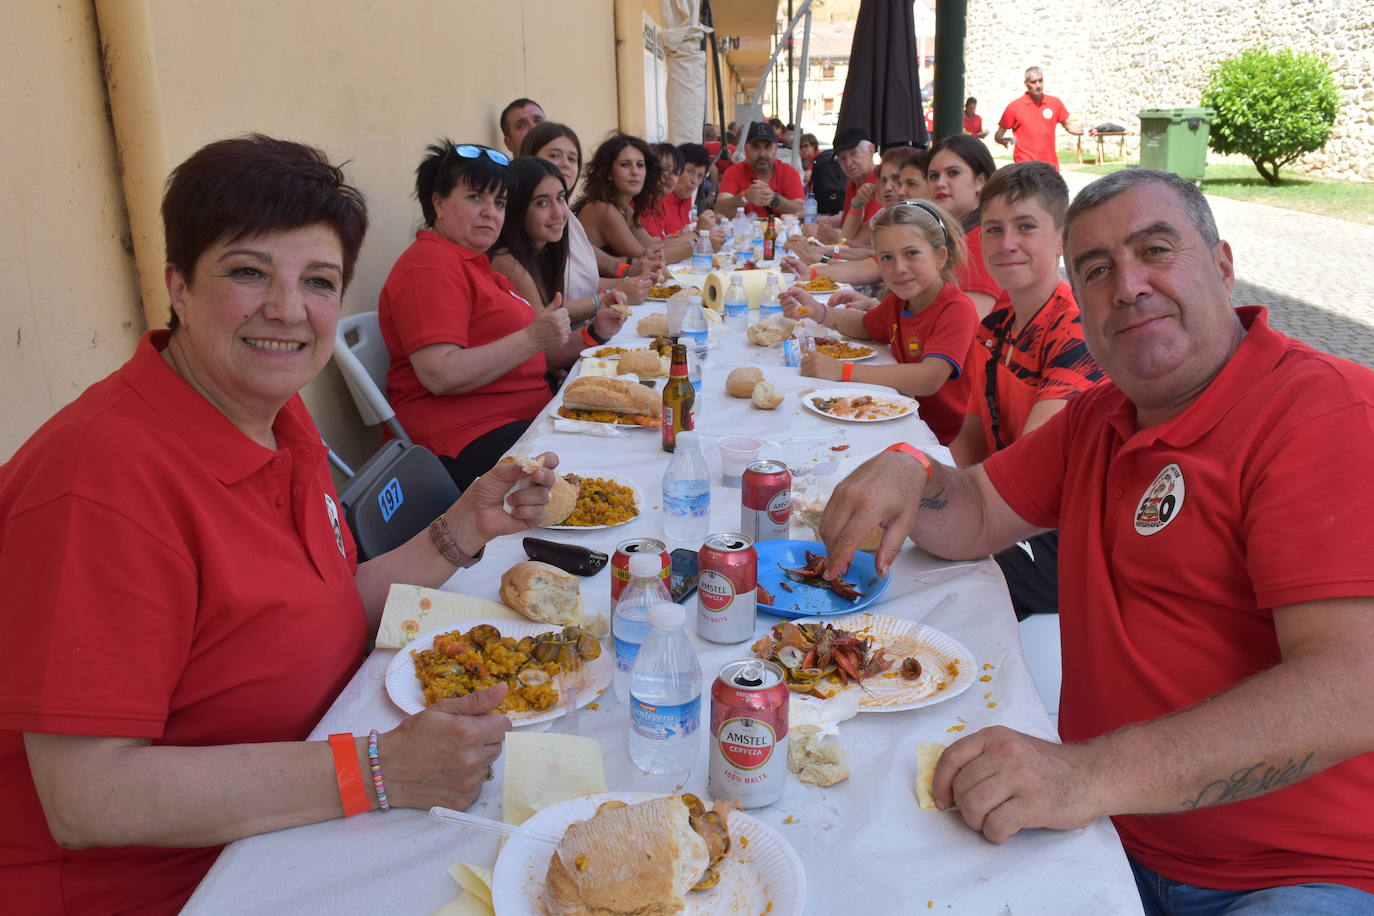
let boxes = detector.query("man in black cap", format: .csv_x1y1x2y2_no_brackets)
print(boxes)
828,127,880,239
714,121,805,218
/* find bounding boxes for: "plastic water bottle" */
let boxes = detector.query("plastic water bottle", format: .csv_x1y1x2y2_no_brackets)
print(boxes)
750,225,765,263
681,295,709,361
804,193,818,224
686,346,702,411
628,602,703,774
691,230,713,272
613,553,672,704
723,273,749,331
662,430,710,545
758,274,782,318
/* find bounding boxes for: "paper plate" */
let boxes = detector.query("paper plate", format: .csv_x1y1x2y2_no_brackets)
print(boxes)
755,539,890,618
491,792,807,915
801,387,917,422
778,613,978,712
541,475,643,530
384,620,611,723
810,340,878,362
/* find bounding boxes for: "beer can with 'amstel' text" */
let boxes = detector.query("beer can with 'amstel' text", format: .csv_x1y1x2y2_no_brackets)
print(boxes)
697,532,757,644
709,659,789,808
741,460,791,541
610,537,670,603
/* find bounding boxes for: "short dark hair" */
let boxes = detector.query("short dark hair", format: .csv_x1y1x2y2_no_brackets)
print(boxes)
1064,168,1219,254
927,134,997,182
880,145,917,169
801,133,819,149
768,116,785,131
965,97,977,106
573,133,662,222
500,98,543,138
161,134,368,328
678,142,711,170
899,148,930,174
414,139,515,228
520,121,584,182
703,123,719,141
651,142,685,175
494,156,569,305
980,161,1070,226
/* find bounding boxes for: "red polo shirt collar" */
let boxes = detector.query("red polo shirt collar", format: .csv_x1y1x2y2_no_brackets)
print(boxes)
1102,306,1283,449
122,330,328,485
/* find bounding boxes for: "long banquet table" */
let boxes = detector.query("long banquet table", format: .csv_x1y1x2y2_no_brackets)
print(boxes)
184,279,1144,915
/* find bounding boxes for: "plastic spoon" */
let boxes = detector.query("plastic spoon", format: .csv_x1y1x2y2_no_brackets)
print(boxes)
428,806,563,846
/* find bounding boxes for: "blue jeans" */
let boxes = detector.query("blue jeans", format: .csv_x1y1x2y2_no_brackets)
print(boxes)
1130,857,1374,915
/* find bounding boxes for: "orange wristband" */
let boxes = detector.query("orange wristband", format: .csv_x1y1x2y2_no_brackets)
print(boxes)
329,733,370,817
884,442,933,481
616,262,629,278
809,266,818,280
580,325,600,347
841,362,855,382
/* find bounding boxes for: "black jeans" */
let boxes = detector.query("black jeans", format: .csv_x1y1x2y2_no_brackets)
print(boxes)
437,420,533,491
993,530,1060,620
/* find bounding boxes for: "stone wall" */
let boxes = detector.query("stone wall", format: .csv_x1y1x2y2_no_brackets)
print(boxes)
964,0,1374,181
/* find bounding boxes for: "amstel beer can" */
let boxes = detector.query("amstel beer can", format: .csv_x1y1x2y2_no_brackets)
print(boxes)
610,537,670,603
697,532,758,644
741,460,791,541
709,659,789,808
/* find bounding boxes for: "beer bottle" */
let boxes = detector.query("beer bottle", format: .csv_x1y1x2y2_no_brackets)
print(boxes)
762,216,777,261
661,342,695,452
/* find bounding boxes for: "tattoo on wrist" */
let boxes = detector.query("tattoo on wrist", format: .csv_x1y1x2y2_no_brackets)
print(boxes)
1181,752,1315,809
918,486,948,511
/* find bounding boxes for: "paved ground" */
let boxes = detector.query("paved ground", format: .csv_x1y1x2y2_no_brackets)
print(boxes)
1060,168,1374,368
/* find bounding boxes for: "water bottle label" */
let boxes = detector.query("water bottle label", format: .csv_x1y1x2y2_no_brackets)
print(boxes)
759,302,782,317
613,635,641,675
692,253,712,271
725,303,747,318
631,694,701,741
664,488,709,518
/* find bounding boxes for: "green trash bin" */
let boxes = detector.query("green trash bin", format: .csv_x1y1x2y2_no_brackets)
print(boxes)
1137,108,1215,181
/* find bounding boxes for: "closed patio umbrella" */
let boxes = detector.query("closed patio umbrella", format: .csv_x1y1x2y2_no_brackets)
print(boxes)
837,0,927,149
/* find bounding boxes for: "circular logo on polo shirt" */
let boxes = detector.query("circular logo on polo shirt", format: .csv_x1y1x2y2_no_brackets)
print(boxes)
324,493,346,556
1134,463,1185,536
1041,107,1054,120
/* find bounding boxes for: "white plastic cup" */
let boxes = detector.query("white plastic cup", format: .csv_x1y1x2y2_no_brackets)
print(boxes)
718,436,764,487
667,297,689,337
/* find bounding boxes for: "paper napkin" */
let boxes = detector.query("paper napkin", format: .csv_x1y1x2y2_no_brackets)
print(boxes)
434,862,494,916
503,732,607,826
375,583,524,650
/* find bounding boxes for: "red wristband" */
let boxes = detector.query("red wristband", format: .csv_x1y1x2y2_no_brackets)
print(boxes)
580,326,601,347
809,266,818,280
329,733,370,817
616,262,629,278
884,442,933,481
841,362,855,382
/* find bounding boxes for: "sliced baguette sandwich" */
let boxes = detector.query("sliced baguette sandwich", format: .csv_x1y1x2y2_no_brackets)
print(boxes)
563,377,661,417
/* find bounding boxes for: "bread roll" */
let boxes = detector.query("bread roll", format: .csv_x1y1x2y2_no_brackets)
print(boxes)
545,796,709,916
636,313,669,338
915,741,952,811
725,367,763,398
616,349,665,378
563,377,661,416
499,561,586,627
540,473,580,526
752,379,784,410
746,317,796,347
787,724,851,786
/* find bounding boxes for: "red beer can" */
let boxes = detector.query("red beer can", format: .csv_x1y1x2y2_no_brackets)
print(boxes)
741,460,791,542
610,537,670,603
697,532,758,644
709,659,789,808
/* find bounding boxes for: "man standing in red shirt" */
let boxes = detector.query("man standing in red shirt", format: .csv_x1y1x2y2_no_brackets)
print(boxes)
713,121,805,218
995,68,1087,169
820,169,1374,910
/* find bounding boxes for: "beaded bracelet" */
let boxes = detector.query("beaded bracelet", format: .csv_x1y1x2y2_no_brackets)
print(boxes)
591,290,602,311
367,729,391,811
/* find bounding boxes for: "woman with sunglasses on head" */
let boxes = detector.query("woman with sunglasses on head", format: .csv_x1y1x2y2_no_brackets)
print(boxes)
379,140,623,490
0,135,557,914
572,133,672,268
780,200,978,445
489,157,630,325
520,122,653,309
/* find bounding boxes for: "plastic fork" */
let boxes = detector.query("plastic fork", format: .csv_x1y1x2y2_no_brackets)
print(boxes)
428,806,562,845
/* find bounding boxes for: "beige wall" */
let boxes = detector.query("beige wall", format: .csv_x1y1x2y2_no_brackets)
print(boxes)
1,0,621,469
0,2,146,462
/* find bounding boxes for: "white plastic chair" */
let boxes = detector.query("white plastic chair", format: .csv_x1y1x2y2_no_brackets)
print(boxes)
334,311,409,443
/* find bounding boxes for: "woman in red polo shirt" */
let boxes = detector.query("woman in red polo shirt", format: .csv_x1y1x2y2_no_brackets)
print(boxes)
379,140,623,489
0,135,561,915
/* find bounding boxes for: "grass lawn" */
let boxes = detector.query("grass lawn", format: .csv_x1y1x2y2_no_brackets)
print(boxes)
1065,162,1374,226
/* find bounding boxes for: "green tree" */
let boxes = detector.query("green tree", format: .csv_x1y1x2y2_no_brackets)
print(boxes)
1201,46,1340,186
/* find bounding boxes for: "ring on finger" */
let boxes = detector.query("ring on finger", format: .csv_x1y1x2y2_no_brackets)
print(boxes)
485,764,495,781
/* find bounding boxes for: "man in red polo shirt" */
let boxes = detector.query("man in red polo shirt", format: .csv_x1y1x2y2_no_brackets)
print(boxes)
820,169,1374,910
995,68,1087,169
827,127,882,240
714,121,805,218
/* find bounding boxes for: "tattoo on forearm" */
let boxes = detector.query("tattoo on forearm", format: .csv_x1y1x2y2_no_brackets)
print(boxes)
919,486,948,511
1181,752,1315,809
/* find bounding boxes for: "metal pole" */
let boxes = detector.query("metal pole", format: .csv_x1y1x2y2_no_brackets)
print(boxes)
933,0,966,141
787,0,795,124
792,8,811,164
703,0,727,136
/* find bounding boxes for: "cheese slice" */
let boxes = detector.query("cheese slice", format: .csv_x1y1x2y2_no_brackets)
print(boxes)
915,741,949,811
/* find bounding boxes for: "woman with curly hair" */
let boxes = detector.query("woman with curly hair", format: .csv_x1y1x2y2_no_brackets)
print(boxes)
573,133,669,265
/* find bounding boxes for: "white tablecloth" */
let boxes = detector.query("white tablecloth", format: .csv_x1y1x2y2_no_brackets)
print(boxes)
184,290,1142,915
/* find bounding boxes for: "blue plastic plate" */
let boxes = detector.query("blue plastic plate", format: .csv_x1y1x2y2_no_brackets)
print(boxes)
754,539,889,618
